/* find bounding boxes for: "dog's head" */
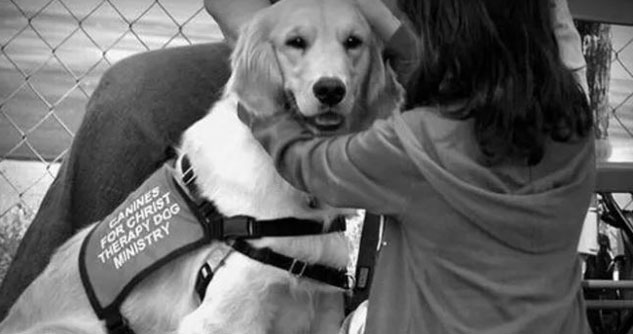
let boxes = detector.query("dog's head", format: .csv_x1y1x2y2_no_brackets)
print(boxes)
227,0,403,134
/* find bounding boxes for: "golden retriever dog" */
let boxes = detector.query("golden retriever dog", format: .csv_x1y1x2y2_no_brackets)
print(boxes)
0,0,401,333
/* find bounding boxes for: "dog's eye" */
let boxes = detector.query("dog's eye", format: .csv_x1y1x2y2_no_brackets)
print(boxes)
344,36,363,50
286,37,307,49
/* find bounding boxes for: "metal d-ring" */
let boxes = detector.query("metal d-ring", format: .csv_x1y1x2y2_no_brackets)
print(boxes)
289,259,308,278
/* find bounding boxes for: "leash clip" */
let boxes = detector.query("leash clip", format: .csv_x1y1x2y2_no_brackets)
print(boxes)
289,259,308,278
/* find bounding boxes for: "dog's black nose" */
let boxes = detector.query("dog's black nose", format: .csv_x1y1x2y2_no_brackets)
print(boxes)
313,77,346,106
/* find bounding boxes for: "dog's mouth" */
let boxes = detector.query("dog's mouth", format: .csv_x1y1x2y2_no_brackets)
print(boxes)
305,112,345,132
285,90,346,133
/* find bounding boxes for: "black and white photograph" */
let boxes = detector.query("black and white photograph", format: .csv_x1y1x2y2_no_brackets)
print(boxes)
0,0,632,333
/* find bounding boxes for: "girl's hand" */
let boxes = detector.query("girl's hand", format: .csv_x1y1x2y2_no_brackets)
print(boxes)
355,0,386,14
354,0,401,42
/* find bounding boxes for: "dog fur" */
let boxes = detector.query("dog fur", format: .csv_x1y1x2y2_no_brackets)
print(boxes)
0,0,401,333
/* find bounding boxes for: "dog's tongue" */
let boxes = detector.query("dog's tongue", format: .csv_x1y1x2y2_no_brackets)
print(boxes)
314,113,343,127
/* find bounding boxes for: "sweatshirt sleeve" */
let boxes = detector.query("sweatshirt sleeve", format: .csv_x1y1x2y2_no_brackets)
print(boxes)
249,111,418,214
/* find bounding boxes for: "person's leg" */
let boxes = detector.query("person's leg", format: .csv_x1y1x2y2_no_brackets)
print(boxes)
0,42,231,320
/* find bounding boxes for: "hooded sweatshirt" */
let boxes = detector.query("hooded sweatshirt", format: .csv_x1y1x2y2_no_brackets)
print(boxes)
250,102,595,333
245,1,595,332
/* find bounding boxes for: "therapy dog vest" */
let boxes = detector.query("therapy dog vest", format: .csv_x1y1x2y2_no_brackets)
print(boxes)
79,163,208,323
78,159,351,334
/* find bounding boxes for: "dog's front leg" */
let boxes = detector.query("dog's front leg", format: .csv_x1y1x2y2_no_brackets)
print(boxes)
177,285,270,334
310,292,345,334
177,257,274,334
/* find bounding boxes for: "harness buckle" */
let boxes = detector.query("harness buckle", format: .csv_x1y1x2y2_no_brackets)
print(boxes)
205,215,225,239
289,259,308,278
224,215,258,238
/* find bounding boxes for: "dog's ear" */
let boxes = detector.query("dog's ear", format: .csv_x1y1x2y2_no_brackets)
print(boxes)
363,39,405,123
228,13,284,118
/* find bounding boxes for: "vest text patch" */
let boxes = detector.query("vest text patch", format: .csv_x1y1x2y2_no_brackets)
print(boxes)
79,163,209,318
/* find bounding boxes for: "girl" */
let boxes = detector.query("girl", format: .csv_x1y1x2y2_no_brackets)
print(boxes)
241,0,595,332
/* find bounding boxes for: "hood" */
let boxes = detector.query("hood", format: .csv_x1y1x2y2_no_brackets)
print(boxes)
392,108,596,254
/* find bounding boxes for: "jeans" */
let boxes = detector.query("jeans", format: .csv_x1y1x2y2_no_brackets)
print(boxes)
0,42,232,320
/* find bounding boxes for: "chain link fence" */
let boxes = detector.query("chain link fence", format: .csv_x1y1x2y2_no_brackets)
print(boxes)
0,1,633,280
0,0,221,279
607,26,633,159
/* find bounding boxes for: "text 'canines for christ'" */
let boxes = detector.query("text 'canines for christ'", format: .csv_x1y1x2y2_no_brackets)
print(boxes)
97,186,180,269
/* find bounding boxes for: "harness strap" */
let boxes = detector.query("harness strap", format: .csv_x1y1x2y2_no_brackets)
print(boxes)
179,156,343,239
198,201,345,238
104,313,134,334
230,239,351,290
194,245,234,301
194,263,214,302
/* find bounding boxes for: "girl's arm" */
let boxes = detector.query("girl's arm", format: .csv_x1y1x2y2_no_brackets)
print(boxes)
356,0,401,42
239,107,417,214
356,0,420,87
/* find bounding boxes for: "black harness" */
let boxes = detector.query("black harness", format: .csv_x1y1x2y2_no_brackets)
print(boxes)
179,155,350,290
80,157,350,334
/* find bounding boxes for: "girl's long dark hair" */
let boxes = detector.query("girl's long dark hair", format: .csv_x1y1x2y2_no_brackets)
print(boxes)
398,0,593,165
